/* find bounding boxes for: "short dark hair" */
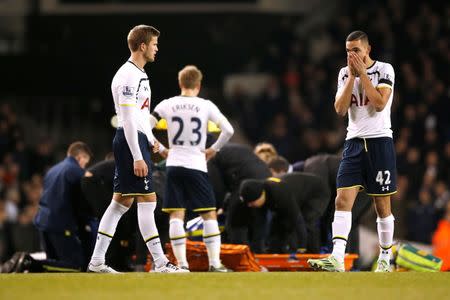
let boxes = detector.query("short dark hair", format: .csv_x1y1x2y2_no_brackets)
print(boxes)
268,156,290,173
239,179,265,204
127,25,160,52
346,30,369,44
67,141,93,158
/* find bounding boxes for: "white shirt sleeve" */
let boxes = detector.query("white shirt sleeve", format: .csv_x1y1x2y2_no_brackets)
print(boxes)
117,79,143,161
118,80,137,107
208,101,234,151
336,67,347,94
377,63,395,90
141,118,155,146
121,105,143,161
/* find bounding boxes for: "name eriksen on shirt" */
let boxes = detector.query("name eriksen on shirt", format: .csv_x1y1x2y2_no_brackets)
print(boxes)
171,103,200,113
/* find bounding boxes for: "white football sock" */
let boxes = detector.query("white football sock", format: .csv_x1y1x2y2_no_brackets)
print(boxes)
90,200,129,265
331,210,352,263
203,219,221,268
169,218,188,268
138,202,168,268
377,214,395,262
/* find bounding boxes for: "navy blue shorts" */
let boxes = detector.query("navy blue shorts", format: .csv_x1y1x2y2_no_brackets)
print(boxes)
113,128,154,196
336,137,397,196
163,166,216,213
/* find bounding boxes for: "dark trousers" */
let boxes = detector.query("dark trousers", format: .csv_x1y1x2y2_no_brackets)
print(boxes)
267,213,308,253
39,231,84,271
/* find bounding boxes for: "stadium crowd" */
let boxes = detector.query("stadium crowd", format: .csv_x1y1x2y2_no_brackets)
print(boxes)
0,0,449,270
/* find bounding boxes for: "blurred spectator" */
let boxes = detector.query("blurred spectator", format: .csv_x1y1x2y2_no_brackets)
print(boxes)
4,188,20,222
434,180,450,212
406,189,438,244
29,139,55,176
0,200,9,262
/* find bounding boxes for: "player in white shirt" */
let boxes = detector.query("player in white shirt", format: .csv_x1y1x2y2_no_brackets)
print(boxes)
308,31,396,272
88,25,185,273
150,65,234,272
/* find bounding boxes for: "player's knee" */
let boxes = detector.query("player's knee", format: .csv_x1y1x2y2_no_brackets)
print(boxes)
200,210,217,220
136,193,157,203
113,196,134,207
374,197,392,217
170,210,185,220
335,194,352,211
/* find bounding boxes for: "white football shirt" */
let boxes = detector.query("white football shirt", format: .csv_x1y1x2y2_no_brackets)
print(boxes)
337,61,395,139
154,96,229,172
111,60,155,155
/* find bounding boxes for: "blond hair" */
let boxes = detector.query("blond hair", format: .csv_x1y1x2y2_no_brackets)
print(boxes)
178,65,203,89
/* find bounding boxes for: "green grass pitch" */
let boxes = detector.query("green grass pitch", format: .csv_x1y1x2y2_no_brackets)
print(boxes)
1,272,449,300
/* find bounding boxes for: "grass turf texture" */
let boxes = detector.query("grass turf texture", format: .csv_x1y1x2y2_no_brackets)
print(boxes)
1,272,448,300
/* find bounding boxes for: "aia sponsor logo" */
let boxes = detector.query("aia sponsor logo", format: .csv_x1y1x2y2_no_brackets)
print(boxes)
351,94,370,107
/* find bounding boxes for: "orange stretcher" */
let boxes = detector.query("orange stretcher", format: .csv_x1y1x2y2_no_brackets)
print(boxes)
150,240,359,272
254,253,359,271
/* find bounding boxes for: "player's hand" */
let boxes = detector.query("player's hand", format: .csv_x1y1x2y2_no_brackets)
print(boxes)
203,148,217,161
160,148,169,159
134,160,148,177
152,140,160,153
350,52,365,76
347,54,358,77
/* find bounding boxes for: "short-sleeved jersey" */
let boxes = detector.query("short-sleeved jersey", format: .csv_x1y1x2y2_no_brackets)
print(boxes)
154,96,227,172
337,61,395,140
111,60,154,144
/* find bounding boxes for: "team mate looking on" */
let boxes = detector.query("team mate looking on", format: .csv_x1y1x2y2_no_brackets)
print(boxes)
150,65,234,272
88,25,184,273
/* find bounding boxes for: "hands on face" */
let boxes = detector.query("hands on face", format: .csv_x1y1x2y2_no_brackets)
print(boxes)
348,52,366,76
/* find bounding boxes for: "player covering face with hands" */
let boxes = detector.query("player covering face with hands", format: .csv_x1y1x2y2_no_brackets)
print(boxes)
308,30,397,272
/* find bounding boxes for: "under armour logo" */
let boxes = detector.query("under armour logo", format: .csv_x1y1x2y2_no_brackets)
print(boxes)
144,86,149,91
382,186,390,191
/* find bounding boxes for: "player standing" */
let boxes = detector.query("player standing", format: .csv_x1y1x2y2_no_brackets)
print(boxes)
150,65,234,271
308,30,397,272
88,25,185,273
